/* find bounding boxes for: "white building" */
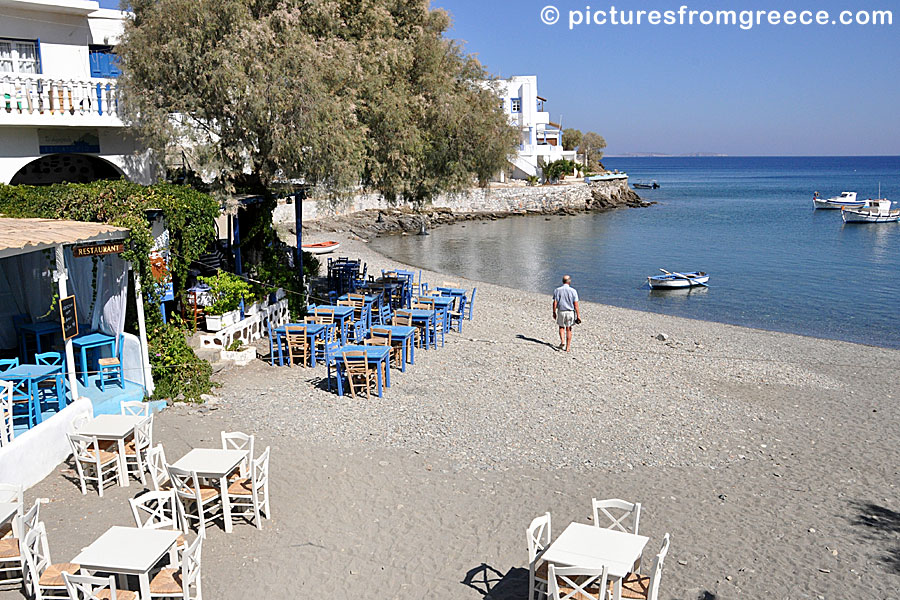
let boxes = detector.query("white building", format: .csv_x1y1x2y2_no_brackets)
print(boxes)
0,0,153,185
493,75,577,180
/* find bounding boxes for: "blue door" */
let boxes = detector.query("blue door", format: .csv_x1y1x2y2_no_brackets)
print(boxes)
89,46,120,78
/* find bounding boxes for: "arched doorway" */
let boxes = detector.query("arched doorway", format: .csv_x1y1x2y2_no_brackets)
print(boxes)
9,154,122,185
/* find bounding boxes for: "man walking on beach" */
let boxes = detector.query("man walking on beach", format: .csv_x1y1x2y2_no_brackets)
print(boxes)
552,275,581,352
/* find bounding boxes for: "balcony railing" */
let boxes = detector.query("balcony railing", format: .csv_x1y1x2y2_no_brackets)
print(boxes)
1,74,121,123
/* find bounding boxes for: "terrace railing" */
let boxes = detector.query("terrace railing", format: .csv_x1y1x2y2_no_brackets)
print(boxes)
0,74,122,126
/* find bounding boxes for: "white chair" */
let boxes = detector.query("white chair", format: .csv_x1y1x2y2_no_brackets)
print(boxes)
63,571,137,600
129,490,187,552
0,380,13,446
67,414,89,435
220,431,254,478
166,465,221,538
67,433,119,497
0,483,23,583
146,444,171,491
591,498,641,534
123,416,153,484
149,533,202,599
121,401,150,417
547,564,609,600
527,513,551,600
21,522,80,600
227,446,270,529
619,533,670,600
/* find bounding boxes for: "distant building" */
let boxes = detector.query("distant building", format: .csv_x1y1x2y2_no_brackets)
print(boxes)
492,75,577,180
0,0,154,185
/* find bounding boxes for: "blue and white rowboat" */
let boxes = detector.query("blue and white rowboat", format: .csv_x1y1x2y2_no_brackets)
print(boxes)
648,271,709,289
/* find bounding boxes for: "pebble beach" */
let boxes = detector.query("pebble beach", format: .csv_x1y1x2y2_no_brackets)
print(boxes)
5,231,899,600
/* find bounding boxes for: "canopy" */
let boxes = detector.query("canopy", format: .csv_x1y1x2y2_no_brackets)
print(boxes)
0,218,129,259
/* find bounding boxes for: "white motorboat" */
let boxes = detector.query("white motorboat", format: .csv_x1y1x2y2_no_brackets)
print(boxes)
841,199,900,223
647,271,710,289
813,191,863,209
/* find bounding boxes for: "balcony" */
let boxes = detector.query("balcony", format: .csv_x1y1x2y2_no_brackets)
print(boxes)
0,74,123,127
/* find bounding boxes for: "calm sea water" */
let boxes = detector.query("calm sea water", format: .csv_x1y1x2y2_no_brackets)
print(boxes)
371,157,900,349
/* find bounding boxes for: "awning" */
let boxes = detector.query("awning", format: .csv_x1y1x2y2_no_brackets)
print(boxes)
0,218,129,259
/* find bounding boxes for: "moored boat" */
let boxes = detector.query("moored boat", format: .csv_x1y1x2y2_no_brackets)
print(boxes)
633,180,660,190
813,191,863,209
301,240,341,254
647,271,709,289
841,199,900,223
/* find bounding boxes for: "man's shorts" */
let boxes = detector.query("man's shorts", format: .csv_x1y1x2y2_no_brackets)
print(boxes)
556,310,575,327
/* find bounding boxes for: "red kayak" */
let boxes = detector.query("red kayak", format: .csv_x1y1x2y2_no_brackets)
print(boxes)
301,241,341,255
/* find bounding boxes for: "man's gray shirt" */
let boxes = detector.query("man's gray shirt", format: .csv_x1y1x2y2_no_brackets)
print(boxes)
553,284,579,312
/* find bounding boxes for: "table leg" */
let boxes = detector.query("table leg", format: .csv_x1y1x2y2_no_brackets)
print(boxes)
80,346,88,386
138,571,152,600
410,335,415,364
612,577,622,600
56,373,65,410
384,356,391,388
400,339,406,372
277,332,285,366
220,475,233,533
29,380,40,426
375,360,383,397
336,363,345,397
116,438,129,487
309,333,317,367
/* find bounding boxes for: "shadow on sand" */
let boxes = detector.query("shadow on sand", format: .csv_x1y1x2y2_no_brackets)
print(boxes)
515,334,560,351
851,501,900,573
461,563,528,599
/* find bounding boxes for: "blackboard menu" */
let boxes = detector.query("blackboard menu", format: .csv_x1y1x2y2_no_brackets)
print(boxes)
59,295,78,341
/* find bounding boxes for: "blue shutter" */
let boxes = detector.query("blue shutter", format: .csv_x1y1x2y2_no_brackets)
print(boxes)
35,38,42,74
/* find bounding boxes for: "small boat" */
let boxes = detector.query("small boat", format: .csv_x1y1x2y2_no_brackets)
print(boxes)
841,199,900,223
813,191,863,210
301,241,341,254
647,271,709,289
633,180,660,190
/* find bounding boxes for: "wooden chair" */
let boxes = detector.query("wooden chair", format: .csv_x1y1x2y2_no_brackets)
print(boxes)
527,513,551,600
221,431,254,479
442,281,460,288
166,465,222,538
97,334,124,391
341,351,377,399
21,523,80,600
129,490,187,552
123,416,154,485
617,534,670,600
67,433,119,496
393,311,422,348
548,564,608,600
314,308,335,325
63,572,137,600
146,444,172,491
226,446,271,529
182,291,206,331
284,325,309,367
148,534,202,599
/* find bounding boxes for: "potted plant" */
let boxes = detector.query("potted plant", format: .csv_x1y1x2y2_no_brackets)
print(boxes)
221,338,257,366
199,272,251,332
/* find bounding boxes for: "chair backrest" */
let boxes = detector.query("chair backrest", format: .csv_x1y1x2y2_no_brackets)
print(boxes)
63,572,123,600
134,415,154,451
284,325,308,350
0,482,23,505
393,311,412,327
166,464,206,507
0,358,19,373
591,498,641,534
146,444,170,491
35,352,62,367
547,564,609,600
351,321,367,344
17,498,41,541
336,299,354,307
67,433,100,463
342,350,369,375
442,281,460,288
180,534,203,598
466,287,477,318
646,533,671,600
130,490,183,532
22,522,52,593
0,380,13,445
526,512,551,563
67,414,89,435
314,308,335,324
322,323,337,344
251,446,270,492
221,430,254,455
347,293,365,302
121,401,150,417
414,298,435,309
370,327,392,343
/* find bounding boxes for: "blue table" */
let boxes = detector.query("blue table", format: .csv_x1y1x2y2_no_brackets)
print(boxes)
3,363,65,427
405,309,437,350
371,325,416,371
334,345,391,397
339,294,378,329
311,306,356,345
437,287,467,302
273,323,326,367
18,321,60,360
71,332,116,385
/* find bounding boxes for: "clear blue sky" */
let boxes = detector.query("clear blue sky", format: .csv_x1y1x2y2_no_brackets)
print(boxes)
433,0,899,156
100,0,898,155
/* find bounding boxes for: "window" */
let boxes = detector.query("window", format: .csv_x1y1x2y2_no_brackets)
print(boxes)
89,46,120,78
0,39,39,74
510,97,522,113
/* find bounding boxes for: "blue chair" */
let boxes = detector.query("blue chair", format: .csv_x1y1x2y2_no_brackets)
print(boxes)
35,352,63,367
264,315,279,366
320,327,342,393
10,379,36,428
466,287,477,320
351,321,367,344
0,358,19,373
98,334,124,391
449,298,466,333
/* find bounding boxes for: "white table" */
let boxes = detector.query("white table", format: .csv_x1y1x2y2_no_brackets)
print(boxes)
73,526,180,600
540,522,649,600
0,502,19,537
172,448,246,533
76,414,144,487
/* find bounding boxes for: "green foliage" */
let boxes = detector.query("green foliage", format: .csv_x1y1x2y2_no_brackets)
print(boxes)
226,339,244,352
581,132,607,167
562,128,583,152
117,0,519,203
526,175,539,187
198,271,250,316
543,159,578,183
147,318,214,402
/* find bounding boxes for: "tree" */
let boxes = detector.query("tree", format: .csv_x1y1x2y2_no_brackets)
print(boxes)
542,159,577,183
117,0,518,202
561,128,583,152
581,132,607,168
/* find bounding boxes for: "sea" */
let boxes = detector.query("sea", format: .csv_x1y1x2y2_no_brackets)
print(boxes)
371,156,900,349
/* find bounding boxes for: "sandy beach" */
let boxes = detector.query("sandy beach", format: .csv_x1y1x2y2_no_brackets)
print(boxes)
4,231,899,600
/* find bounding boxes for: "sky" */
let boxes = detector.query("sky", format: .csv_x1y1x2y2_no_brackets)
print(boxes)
432,0,899,156
98,0,899,156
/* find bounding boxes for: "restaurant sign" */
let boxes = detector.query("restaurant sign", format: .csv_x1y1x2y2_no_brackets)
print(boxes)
72,241,125,258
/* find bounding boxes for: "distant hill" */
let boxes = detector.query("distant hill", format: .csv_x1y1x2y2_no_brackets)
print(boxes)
607,152,729,158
